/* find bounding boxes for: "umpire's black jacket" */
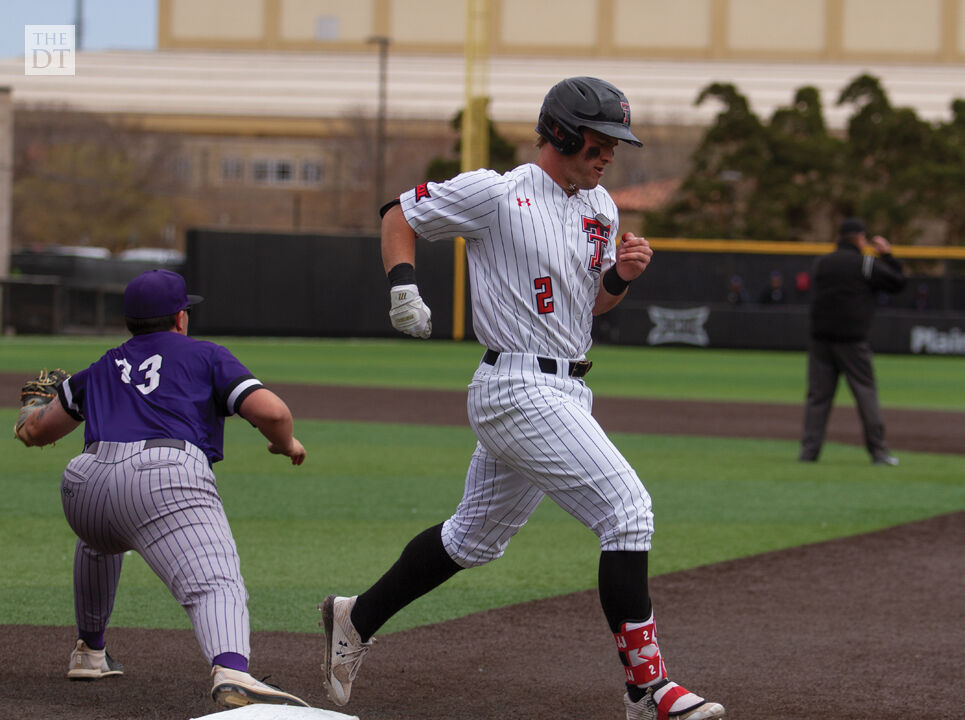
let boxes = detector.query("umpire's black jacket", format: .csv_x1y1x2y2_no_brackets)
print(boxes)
809,243,906,342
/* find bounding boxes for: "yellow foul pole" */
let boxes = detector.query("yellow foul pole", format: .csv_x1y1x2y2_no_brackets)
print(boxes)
453,0,490,341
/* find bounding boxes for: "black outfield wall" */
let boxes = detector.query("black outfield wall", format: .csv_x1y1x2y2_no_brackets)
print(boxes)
185,229,462,337
185,229,965,355
594,300,965,355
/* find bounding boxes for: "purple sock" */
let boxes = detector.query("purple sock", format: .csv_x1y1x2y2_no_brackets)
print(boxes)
78,630,105,650
212,652,248,673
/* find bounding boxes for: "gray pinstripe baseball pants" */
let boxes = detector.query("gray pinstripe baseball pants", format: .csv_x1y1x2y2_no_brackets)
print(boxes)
61,440,250,663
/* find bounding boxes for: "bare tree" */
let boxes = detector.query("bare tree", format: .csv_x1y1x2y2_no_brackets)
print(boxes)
12,108,183,253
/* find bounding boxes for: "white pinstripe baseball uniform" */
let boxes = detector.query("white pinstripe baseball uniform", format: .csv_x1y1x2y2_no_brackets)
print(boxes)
399,163,654,567
321,77,724,720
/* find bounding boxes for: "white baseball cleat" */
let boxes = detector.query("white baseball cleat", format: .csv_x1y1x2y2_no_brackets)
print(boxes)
319,595,373,706
624,680,725,720
67,639,124,680
210,665,309,708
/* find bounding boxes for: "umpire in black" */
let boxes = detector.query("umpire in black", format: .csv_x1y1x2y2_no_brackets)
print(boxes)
799,217,906,465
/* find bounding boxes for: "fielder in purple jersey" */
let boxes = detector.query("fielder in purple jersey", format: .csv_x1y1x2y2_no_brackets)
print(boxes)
15,269,310,710
320,78,725,720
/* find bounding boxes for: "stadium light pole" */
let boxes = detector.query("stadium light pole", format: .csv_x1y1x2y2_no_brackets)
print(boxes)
74,0,84,50
367,36,390,216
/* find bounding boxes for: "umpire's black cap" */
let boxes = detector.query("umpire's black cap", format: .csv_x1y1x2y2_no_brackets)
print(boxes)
839,217,867,237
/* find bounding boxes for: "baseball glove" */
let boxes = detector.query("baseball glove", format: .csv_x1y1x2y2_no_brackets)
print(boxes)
14,368,70,439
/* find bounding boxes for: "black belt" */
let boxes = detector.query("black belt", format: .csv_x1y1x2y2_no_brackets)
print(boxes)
84,439,186,454
482,349,592,378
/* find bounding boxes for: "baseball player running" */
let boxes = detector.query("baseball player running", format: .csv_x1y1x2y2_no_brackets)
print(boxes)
15,269,309,710
321,77,725,720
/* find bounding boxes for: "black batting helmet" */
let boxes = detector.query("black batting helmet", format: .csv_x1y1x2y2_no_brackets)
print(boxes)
536,76,643,155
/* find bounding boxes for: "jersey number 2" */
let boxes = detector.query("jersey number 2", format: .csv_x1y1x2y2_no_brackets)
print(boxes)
115,354,162,395
534,276,555,314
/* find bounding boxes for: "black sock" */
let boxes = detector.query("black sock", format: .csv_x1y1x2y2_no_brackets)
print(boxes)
598,550,654,699
351,523,462,641
627,683,662,703
598,550,652,632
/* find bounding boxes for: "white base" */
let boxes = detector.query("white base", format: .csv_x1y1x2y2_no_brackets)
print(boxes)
190,705,359,720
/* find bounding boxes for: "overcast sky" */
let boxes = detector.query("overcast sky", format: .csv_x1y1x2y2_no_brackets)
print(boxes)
0,0,157,60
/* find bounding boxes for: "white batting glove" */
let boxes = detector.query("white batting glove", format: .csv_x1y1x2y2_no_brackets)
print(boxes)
389,284,432,339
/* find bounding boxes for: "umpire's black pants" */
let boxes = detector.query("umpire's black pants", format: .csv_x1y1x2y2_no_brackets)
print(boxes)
800,338,889,461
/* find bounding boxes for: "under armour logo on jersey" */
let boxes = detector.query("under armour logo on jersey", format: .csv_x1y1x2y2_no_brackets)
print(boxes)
415,183,431,202
517,197,531,207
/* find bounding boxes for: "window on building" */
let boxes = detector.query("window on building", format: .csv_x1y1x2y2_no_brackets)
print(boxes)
221,157,244,183
251,159,295,185
301,161,324,185
252,160,271,183
315,16,339,41
173,156,192,181
274,161,293,183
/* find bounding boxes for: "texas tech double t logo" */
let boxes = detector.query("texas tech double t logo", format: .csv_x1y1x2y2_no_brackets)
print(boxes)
582,216,611,273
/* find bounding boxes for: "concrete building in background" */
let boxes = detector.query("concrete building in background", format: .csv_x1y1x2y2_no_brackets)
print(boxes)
0,0,962,245
1,0,963,338
156,0,965,66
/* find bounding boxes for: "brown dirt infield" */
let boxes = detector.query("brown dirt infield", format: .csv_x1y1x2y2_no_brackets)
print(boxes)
2,374,963,719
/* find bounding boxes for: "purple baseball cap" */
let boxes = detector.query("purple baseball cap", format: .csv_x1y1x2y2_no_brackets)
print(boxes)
124,269,204,319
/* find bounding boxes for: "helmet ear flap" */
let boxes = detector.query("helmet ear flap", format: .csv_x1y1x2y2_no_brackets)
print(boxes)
537,113,584,155
558,130,584,155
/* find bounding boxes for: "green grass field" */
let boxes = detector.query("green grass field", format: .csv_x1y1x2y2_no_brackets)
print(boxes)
2,335,964,409
2,337,963,635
